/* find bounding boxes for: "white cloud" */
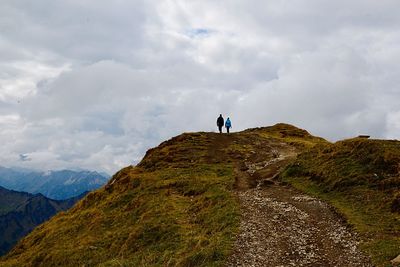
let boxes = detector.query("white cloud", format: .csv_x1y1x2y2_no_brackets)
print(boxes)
1,0,400,173
0,61,69,101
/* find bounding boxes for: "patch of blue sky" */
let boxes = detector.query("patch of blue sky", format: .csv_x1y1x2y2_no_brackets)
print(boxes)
184,28,214,38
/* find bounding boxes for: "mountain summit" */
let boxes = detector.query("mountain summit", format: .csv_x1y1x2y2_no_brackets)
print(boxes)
1,124,398,266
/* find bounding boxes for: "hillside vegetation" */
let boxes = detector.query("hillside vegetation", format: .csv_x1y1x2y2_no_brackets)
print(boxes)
1,124,324,266
282,137,400,265
1,124,398,266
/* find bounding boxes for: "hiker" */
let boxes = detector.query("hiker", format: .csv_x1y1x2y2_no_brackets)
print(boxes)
225,117,232,133
217,114,224,133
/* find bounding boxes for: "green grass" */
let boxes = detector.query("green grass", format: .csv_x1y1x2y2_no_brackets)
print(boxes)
281,138,400,266
248,123,328,148
1,129,242,267
2,164,240,267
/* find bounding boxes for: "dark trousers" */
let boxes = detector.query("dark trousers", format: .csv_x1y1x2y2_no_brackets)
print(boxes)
226,127,230,133
218,126,222,133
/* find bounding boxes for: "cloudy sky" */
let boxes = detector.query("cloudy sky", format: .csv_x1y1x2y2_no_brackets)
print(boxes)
1,1,400,173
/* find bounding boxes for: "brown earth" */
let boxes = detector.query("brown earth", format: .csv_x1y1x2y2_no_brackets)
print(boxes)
207,131,372,267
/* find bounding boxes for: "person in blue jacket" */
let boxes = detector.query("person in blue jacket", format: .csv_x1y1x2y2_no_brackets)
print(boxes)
225,117,232,133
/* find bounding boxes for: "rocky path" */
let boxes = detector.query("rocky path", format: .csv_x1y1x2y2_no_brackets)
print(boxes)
226,147,372,267
227,186,372,266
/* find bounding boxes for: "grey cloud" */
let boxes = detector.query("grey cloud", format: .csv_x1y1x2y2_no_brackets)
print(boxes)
1,1,147,63
233,45,381,139
1,1,400,173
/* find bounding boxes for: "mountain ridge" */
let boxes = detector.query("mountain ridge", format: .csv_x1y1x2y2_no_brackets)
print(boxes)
1,123,399,266
0,186,87,256
0,168,109,200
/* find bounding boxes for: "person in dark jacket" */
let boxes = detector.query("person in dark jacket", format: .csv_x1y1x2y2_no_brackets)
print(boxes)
225,117,232,133
217,114,224,133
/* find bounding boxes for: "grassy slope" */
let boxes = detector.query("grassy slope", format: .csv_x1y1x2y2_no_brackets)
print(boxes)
282,138,400,266
7,123,397,266
2,133,240,267
1,123,323,267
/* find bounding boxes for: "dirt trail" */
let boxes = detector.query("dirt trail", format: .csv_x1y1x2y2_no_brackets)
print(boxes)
210,134,373,267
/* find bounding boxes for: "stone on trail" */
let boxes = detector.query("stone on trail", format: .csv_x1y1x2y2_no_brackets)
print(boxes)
391,255,400,266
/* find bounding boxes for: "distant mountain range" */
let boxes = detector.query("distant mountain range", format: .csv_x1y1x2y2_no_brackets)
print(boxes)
0,167,109,200
0,186,86,256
